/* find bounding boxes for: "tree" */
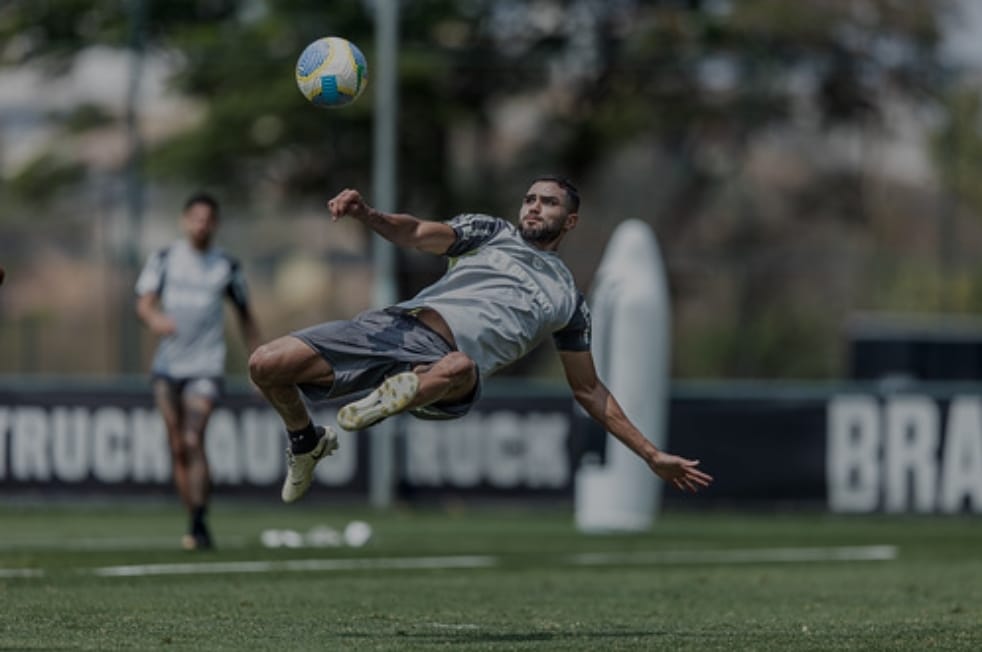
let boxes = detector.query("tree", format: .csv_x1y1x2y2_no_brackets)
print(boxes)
0,0,968,378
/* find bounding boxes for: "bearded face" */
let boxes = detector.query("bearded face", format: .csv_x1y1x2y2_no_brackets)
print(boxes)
520,213,568,243
518,181,575,247
183,203,219,251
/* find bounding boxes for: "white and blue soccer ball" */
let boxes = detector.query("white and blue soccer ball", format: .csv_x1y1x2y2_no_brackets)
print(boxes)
295,36,369,108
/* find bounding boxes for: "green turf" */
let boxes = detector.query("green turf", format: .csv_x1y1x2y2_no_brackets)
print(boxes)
2,502,981,650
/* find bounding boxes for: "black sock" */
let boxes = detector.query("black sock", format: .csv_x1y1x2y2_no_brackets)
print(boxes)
190,506,207,535
288,421,320,454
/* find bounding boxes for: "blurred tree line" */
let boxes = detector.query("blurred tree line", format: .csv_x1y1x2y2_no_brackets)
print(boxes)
1,0,980,379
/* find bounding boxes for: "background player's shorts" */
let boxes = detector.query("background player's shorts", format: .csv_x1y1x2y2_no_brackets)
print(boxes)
292,308,480,420
152,375,223,401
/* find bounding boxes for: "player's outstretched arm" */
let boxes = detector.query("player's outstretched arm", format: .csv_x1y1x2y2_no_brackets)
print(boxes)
558,349,713,492
327,188,455,255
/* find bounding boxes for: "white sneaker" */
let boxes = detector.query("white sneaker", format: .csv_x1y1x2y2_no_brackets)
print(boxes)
337,372,420,431
281,426,339,503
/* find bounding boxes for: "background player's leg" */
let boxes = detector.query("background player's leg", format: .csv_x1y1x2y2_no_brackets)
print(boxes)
181,388,215,548
153,379,192,509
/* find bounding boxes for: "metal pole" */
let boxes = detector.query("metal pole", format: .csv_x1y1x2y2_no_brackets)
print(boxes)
938,63,958,311
121,0,146,374
372,0,398,304
369,0,399,509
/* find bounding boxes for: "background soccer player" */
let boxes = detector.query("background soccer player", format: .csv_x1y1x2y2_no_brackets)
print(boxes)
136,192,262,550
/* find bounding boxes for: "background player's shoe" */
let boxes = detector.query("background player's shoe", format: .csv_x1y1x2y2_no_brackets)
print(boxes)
337,372,419,430
281,426,339,503
180,529,213,551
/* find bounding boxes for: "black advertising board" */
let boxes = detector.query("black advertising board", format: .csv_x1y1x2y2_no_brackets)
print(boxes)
663,390,828,507
2,379,982,513
0,382,367,499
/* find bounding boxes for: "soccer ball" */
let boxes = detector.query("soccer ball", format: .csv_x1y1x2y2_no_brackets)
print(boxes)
295,36,368,108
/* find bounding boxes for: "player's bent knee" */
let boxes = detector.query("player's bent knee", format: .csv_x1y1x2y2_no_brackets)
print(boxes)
248,344,279,384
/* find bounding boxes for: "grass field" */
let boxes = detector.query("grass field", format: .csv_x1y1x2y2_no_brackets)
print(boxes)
2,501,981,651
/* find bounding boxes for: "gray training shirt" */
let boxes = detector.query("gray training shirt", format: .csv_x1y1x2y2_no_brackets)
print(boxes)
135,239,250,379
396,213,591,378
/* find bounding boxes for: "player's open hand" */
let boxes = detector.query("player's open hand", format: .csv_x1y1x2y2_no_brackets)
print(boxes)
328,188,371,221
649,451,713,493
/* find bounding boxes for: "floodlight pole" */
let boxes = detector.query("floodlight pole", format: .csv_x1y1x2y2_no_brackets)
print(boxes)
120,0,146,375
369,0,399,509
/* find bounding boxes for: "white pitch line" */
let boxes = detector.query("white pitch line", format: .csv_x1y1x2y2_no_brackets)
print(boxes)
0,568,45,578
569,545,898,566
0,545,898,581
91,555,498,577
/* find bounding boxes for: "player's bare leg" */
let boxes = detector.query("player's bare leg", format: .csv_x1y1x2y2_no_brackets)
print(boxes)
337,351,477,430
153,380,192,508
249,336,339,502
153,380,214,550
411,351,478,407
250,336,334,428
180,393,214,549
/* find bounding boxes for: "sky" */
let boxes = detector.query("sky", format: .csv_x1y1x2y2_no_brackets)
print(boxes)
942,0,982,70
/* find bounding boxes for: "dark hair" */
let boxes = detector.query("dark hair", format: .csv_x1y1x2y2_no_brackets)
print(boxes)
183,191,220,217
532,175,580,212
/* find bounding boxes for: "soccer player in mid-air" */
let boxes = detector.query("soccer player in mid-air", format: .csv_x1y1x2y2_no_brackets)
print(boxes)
136,192,262,550
249,176,713,502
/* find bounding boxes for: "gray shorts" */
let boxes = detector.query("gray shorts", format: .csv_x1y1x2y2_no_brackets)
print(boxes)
292,308,480,420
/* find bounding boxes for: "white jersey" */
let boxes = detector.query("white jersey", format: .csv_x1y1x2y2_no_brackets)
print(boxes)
397,213,591,377
135,239,250,379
